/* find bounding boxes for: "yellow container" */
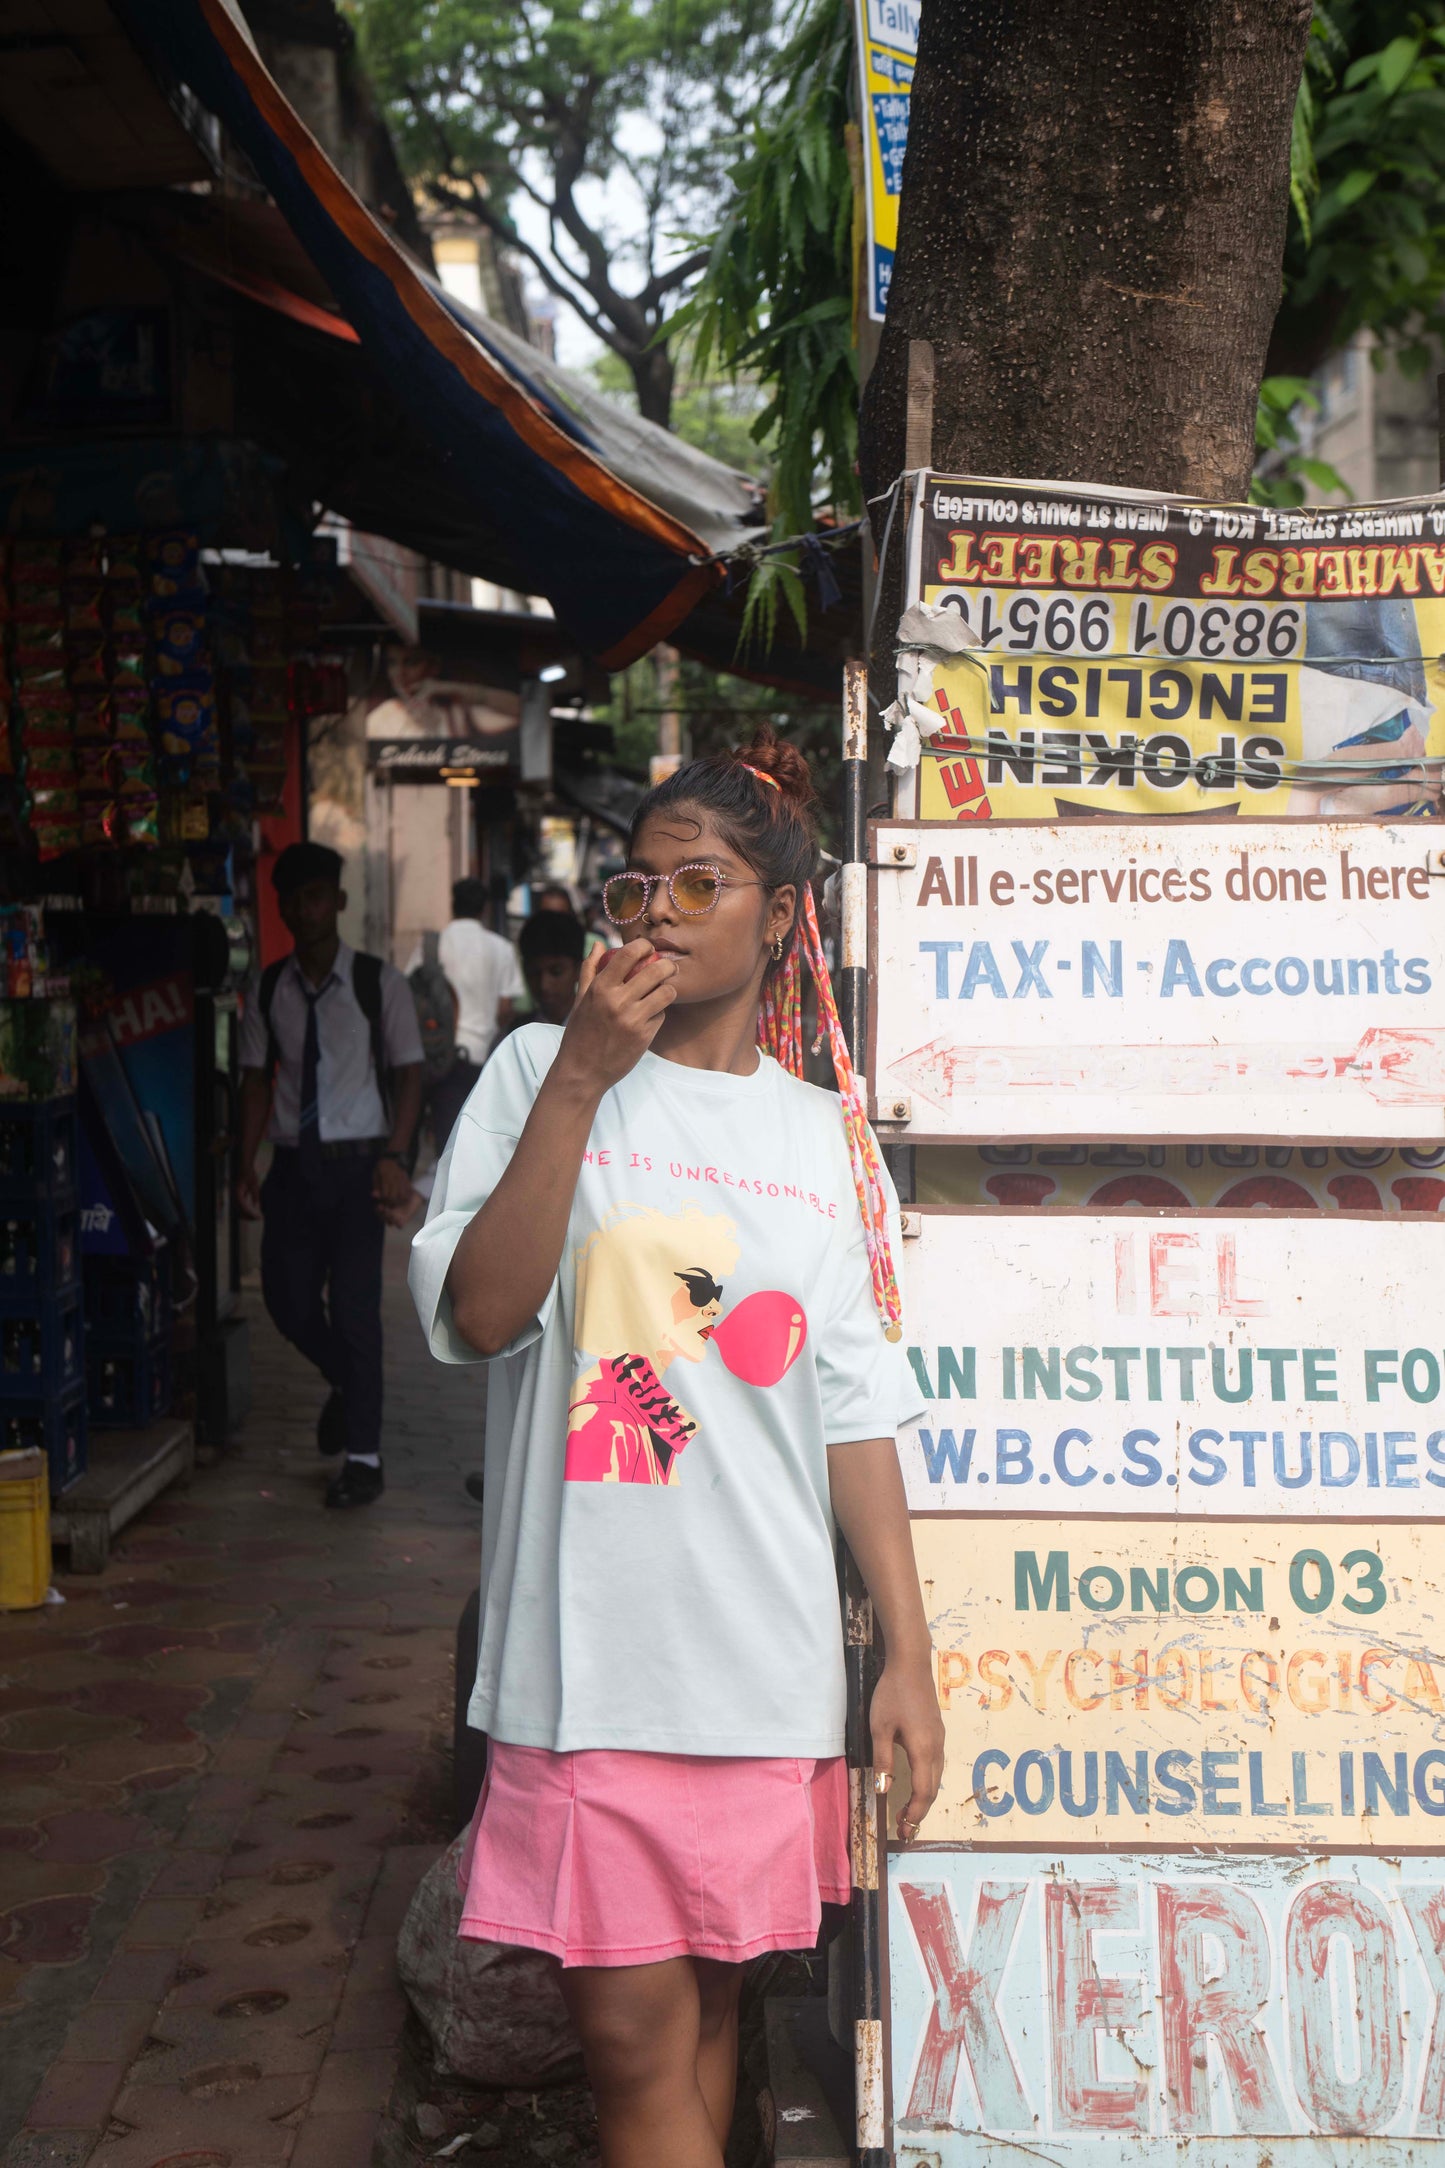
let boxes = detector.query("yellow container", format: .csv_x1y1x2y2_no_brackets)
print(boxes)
0,1449,50,1610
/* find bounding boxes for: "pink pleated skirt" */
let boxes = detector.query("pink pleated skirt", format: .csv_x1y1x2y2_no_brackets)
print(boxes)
458,1741,849,1968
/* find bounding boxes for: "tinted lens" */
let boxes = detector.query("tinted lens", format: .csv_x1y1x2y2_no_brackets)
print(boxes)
604,875,648,922
672,866,723,913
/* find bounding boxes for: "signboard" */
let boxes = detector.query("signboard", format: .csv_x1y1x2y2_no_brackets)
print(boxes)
899,1209,1445,1517
903,474,1445,823
889,1850,1445,2160
366,737,512,782
915,1138,1445,1214
854,0,915,320
870,820,1445,1143
913,1516,1445,1846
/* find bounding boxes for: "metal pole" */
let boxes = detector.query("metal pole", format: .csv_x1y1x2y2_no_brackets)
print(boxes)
839,651,889,2168
840,656,869,1062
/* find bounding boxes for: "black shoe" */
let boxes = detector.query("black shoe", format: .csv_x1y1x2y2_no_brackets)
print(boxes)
325,1458,384,1509
318,1390,347,1457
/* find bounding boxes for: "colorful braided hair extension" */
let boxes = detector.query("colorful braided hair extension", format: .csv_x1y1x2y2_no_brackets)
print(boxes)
741,762,903,1342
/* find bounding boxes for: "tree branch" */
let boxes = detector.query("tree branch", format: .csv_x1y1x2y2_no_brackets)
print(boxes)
421,178,631,355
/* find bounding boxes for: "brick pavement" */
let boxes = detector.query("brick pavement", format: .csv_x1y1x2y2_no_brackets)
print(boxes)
0,1229,484,2168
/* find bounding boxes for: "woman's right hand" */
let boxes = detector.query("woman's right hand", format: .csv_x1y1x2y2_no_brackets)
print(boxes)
555,937,677,1093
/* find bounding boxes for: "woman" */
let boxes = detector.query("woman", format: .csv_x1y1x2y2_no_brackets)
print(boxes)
410,730,942,2168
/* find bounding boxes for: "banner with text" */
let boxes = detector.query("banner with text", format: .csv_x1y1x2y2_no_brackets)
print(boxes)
899,1210,1445,1515
871,820,1445,1142
913,1139,1445,1213
905,474,1445,823
889,1850,1445,2163
854,0,915,320
914,1516,1445,1846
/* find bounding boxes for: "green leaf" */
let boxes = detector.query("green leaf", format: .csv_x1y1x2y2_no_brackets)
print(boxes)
1293,457,1347,491
1376,35,1421,96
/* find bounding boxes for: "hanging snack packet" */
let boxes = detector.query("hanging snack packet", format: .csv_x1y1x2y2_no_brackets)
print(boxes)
147,530,204,605
13,541,62,579
155,684,215,756
73,692,112,742
24,744,78,788
64,585,105,635
107,586,145,633
79,795,117,848
153,610,207,676
64,538,106,580
121,785,159,846
67,639,108,688
16,665,69,703
109,635,147,686
105,535,142,583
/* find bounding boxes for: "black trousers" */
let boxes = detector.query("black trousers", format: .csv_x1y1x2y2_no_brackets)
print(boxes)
260,1151,385,1458
428,1055,479,1156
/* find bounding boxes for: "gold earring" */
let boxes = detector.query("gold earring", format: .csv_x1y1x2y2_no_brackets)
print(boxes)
771,933,785,961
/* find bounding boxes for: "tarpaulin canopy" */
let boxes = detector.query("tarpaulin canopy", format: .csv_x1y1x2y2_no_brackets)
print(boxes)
111,0,763,666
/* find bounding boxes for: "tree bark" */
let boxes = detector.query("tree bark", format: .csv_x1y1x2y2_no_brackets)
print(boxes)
860,0,1313,513
630,341,676,428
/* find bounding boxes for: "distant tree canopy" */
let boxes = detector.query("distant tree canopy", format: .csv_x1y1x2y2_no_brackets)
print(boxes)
347,0,776,425
685,0,1445,518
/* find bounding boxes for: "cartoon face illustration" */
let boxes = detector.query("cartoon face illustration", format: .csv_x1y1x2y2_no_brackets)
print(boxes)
668,1262,726,1362
564,1204,806,1489
574,1205,739,1378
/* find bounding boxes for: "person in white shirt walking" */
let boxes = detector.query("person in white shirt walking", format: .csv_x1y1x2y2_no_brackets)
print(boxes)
237,843,423,1509
406,879,523,1149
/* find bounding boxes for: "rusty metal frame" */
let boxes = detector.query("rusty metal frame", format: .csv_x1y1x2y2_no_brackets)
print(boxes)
841,656,893,2167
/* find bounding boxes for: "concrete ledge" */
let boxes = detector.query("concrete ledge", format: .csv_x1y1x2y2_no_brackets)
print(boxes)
51,1420,195,1573
761,1997,851,2166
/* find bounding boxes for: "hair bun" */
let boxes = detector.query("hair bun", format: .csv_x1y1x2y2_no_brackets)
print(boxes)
734,724,815,811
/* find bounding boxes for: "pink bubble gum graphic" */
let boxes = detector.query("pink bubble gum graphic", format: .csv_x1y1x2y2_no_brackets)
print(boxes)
709,1291,807,1388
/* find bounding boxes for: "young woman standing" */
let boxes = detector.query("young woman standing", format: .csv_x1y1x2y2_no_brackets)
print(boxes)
410,732,942,2168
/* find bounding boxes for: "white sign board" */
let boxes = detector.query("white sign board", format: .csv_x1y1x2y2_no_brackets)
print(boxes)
899,1209,1445,1516
889,1851,1445,2165
870,821,1445,1143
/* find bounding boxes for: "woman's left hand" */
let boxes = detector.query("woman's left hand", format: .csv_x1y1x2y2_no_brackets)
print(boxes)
870,1652,944,1842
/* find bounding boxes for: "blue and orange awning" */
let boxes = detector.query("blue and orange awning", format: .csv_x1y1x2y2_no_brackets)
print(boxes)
111,0,754,665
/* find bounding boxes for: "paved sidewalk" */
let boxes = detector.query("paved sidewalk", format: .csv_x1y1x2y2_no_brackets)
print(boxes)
0,1229,484,2168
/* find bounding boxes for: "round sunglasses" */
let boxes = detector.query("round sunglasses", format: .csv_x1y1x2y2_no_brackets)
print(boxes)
602,861,763,926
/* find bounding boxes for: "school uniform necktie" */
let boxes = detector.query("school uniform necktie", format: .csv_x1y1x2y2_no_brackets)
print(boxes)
298,983,324,1181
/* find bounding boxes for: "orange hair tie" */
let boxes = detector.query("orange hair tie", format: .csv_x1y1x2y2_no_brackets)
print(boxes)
738,761,780,792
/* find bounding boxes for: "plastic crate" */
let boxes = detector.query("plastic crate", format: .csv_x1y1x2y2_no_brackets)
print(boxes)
83,1248,173,1343
1,1384,86,1495
0,1098,76,1200
87,1333,173,1430
0,1201,79,1297
0,1289,83,1398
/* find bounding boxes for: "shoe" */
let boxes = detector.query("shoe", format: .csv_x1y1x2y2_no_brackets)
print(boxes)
317,1390,347,1457
325,1458,385,1509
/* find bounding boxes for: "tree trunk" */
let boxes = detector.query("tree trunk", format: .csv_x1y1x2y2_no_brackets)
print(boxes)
630,341,675,428
860,0,1313,513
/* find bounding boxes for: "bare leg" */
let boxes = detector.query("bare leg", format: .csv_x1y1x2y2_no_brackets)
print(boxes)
694,1958,744,2145
560,1956,724,2168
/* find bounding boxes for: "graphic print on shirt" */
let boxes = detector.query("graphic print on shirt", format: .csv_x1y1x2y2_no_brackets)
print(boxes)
564,1201,807,1486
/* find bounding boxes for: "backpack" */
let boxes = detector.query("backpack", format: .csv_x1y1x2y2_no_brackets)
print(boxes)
408,931,457,1084
259,950,391,1118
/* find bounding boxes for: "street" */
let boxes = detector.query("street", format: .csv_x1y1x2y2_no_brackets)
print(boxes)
0,1231,487,2167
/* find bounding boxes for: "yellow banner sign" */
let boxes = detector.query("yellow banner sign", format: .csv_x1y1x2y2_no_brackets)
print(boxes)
912,1517,1445,1847
905,476,1445,821
854,0,914,320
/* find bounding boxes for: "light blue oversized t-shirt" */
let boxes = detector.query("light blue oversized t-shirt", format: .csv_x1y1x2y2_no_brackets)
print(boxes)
409,1024,923,1757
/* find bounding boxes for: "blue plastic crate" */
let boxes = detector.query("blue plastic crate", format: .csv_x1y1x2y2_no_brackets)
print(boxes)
0,1200,80,1297
0,1098,76,1200
0,1289,83,1398
87,1332,173,1430
1,1382,86,1495
83,1248,173,1342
